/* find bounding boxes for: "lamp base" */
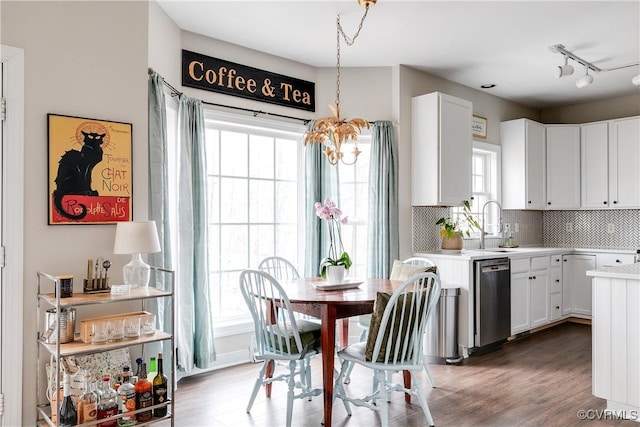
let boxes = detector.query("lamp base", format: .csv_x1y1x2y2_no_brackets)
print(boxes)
123,253,151,288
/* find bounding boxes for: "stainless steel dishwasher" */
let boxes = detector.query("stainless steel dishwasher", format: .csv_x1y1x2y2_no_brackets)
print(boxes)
473,258,511,352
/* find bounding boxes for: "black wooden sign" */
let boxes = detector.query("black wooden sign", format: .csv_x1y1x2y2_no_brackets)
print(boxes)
181,49,315,112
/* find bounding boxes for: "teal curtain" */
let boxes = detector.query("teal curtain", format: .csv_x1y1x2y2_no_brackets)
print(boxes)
303,121,338,277
367,121,399,279
147,70,173,363
176,95,216,370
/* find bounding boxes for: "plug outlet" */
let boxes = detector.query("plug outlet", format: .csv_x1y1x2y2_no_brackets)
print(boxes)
607,223,615,234
566,222,573,232
514,223,520,233
503,223,510,231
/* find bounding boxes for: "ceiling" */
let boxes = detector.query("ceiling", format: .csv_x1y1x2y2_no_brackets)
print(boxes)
156,0,640,110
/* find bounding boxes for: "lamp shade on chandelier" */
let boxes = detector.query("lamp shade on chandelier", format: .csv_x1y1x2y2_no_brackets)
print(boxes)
304,0,376,166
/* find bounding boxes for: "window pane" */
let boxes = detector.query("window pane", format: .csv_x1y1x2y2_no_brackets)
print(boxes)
208,226,220,271
213,271,246,319
275,138,298,181
206,128,219,175
249,180,274,223
250,225,275,267
275,181,297,223
207,176,220,223
220,131,248,177
354,146,371,182
249,135,274,179
275,225,298,267
220,225,248,270
220,177,248,223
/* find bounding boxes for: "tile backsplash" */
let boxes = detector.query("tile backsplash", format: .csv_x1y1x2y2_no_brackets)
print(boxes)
412,207,640,252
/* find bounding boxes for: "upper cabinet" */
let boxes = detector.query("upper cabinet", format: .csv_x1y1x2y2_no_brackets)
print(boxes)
546,125,580,209
500,118,546,209
411,92,472,206
581,117,640,209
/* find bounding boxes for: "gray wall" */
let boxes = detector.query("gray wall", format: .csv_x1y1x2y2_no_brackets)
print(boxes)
541,94,640,123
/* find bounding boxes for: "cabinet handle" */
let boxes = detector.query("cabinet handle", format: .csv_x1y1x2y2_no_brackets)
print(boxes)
616,259,621,263
603,201,608,204
556,306,560,310
528,201,532,204
533,276,536,279
547,202,551,205
613,201,618,204
555,279,560,283
564,259,567,262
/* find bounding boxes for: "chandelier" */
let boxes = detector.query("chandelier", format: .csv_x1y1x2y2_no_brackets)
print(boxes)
304,0,376,166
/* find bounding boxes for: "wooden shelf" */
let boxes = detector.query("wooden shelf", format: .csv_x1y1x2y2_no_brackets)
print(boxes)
38,286,172,308
39,331,172,358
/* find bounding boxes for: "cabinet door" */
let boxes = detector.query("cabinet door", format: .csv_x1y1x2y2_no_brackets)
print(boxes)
581,123,609,208
549,266,562,294
550,292,563,321
530,269,549,328
565,255,596,316
525,121,546,209
562,256,572,315
510,272,530,335
609,117,640,208
439,94,472,205
546,126,580,209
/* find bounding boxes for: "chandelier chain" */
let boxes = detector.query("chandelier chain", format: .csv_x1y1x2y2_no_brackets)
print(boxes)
335,4,370,109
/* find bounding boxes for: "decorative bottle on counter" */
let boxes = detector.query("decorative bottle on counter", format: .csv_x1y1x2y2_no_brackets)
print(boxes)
97,375,118,427
78,376,98,424
134,363,153,422
117,367,137,426
152,353,169,417
59,373,78,427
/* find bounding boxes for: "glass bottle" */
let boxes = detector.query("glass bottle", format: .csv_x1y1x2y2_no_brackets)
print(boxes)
152,353,169,417
117,367,137,426
146,357,157,382
59,372,78,427
134,363,153,422
78,376,98,424
97,375,118,427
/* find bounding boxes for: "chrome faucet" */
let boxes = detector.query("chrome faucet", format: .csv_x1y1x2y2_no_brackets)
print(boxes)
480,200,503,249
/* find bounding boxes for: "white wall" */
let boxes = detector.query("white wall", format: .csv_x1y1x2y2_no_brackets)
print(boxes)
541,93,640,123
1,1,150,423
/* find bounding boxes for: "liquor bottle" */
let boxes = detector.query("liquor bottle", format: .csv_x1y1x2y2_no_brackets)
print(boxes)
117,367,137,426
97,375,118,427
146,357,157,382
134,363,153,422
152,353,169,417
59,373,78,427
78,376,98,424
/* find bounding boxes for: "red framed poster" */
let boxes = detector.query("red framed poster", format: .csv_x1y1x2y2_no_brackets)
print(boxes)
48,114,133,224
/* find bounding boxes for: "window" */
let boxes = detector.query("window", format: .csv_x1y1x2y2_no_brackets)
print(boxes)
453,141,501,237
165,104,372,331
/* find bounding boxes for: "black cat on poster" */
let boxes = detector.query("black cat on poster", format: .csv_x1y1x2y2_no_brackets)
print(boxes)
52,130,105,220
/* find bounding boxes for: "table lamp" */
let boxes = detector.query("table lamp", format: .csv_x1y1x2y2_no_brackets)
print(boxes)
113,221,161,289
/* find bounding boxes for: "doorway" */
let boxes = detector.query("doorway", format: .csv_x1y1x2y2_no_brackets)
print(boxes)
1,44,25,427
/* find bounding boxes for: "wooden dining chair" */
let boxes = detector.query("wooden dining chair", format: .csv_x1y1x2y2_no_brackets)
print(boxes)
346,257,438,387
333,271,442,427
239,269,322,427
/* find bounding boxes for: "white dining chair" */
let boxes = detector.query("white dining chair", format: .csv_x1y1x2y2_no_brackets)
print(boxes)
258,256,300,282
345,257,438,387
333,271,441,427
239,269,322,427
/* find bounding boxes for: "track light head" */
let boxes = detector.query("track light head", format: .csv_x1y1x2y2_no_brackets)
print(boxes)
576,67,594,88
555,57,574,78
633,74,640,86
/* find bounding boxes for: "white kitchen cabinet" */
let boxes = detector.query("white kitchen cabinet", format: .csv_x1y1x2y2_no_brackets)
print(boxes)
549,255,563,321
581,117,640,209
510,256,549,334
411,92,472,206
608,117,640,208
562,254,596,317
596,252,637,269
501,119,546,209
545,125,580,209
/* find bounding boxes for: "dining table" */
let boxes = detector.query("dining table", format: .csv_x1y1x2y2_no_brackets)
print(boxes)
271,277,409,427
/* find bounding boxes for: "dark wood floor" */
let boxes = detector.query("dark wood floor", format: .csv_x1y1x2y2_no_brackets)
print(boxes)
162,323,637,426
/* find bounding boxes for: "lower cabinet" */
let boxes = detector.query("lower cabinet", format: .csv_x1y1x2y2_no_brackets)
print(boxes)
562,254,596,317
549,255,563,321
510,255,550,335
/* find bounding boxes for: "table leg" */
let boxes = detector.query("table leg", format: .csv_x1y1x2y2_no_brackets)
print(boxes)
339,318,349,348
265,301,277,398
321,305,337,427
403,370,411,403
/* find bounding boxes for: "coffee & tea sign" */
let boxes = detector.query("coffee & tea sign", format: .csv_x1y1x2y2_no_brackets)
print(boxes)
181,49,315,112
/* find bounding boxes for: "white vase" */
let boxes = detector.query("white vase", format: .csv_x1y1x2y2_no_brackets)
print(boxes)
326,265,346,284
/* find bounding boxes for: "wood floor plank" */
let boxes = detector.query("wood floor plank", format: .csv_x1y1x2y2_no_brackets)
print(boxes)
157,323,638,426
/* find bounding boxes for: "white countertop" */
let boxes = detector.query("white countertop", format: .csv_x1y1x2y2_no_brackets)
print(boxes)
415,247,638,261
587,263,640,280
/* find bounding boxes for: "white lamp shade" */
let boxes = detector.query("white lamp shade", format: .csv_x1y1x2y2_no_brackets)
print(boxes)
633,74,640,86
114,221,161,254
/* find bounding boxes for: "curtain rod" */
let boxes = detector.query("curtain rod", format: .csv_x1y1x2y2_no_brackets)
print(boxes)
156,74,377,126
159,77,312,124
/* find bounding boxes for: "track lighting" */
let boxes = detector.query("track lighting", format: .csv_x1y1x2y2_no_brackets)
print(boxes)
549,43,639,89
576,67,594,88
555,57,574,78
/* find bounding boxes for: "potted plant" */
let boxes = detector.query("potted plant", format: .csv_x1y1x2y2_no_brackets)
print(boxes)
315,198,353,283
436,200,481,250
